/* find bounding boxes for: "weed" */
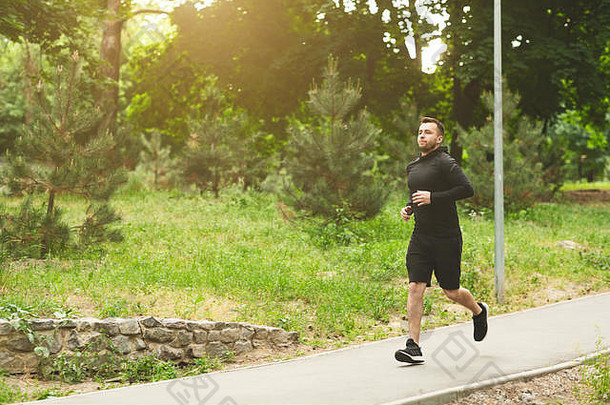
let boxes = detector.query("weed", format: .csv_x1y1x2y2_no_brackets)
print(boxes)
96,298,130,318
39,336,122,383
120,355,178,383
0,379,26,403
580,251,610,272
190,355,223,373
0,303,52,357
580,341,610,404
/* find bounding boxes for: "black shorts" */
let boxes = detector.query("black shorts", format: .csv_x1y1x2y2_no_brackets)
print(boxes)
406,232,462,290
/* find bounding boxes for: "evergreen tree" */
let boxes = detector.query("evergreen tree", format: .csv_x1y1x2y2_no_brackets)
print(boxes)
459,90,552,212
181,100,269,197
284,57,388,219
1,51,126,258
182,115,237,198
137,129,177,189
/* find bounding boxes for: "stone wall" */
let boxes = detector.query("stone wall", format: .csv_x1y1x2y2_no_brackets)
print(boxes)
0,317,299,374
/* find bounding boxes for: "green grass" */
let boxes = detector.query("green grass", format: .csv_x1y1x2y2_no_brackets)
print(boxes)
1,187,609,346
561,180,610,191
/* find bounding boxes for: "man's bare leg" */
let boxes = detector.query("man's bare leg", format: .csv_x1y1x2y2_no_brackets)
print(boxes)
442,287,482,315
407,282,427,343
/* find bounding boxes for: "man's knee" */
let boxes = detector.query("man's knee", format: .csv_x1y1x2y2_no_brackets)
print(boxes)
409,282,427,298
442,288,460,301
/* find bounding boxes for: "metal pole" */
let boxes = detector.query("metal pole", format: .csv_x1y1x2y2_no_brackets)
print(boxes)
494,0,505,304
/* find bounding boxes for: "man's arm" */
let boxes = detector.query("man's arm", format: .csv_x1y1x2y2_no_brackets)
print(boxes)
430,156,474,203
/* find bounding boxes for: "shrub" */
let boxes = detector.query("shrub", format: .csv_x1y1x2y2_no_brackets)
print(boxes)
284,56,389,220
458,90,552,212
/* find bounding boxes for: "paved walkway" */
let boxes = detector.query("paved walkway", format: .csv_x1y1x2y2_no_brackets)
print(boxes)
30,293,610,405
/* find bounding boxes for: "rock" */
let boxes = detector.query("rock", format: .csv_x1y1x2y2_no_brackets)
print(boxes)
57,319,76,329
118,319,141,335
220,328,241,343
94,319,119,336
0,321,13,335
157,345,182,361
207,330,221,342
193,330,207,344
83,333,107,351
233,341,253,355
41,333,62,354
205,342,228,358
133,338,147,351
143,328,175,343
6,336,34,352
269,328,291,346
253,326,270,341
0,352,13,369
75,318,95,332
161,318,187,329
112,335,132,355
186,320,216,331
241,326,255,340
188,344,207,358
139,316,162,328
66,330,84,351
557,240,584,250
29,319,55,331
170,331,193,348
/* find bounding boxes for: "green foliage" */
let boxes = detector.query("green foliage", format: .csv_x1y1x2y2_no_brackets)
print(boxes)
0,42,27,153
182,110,267,197
120,355,177,383
42,352,93,384
580,342,610,404
0,197,70,258
136,130,178,190
459,90,552,211
0,303,53,359
1,52,125,258
0,0,88,45
0,189,608,343
285,56,389,219
96,298,130,319
547,110,610,183
40,349,217,386
0,378,26,404
190,355,223,374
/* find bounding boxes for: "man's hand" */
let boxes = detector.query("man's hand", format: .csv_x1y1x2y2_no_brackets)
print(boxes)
412,190,431,206
400,205,413,222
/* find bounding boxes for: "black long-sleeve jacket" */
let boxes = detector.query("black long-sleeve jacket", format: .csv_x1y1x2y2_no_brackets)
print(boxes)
406,146,474,236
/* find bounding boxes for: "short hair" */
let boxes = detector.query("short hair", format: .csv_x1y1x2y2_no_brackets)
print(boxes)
419,117,445,137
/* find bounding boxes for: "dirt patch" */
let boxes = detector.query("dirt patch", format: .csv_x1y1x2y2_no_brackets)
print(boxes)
561,189,610,204
445,363,603,405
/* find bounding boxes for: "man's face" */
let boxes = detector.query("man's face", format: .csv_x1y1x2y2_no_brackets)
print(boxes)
417,122,443,155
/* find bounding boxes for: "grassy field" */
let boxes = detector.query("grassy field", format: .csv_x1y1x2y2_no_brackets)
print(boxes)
1,186,609,348
561,180,610,191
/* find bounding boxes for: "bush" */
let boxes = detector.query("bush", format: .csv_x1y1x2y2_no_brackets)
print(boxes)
459,90,552,212
284,56,389,220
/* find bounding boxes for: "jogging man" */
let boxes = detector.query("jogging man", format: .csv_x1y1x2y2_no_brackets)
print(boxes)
394,116,488,364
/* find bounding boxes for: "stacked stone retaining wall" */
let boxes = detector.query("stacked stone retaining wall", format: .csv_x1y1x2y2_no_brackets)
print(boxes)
0,317,299,374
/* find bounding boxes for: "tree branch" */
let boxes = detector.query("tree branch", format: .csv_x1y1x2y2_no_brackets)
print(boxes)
129,9,169,18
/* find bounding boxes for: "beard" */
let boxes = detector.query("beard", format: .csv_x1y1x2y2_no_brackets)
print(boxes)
418,140,438,154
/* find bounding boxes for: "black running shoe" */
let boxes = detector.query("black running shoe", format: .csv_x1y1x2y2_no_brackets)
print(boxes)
473,302,489,342
394,338,424,364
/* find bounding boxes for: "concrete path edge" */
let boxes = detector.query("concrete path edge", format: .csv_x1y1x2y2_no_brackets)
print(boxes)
383,348,610,405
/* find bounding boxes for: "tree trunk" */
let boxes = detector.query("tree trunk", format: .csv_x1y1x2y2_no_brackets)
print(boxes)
41,189,56,257
23,40,38,124
99,0,124,134
407,0,423,72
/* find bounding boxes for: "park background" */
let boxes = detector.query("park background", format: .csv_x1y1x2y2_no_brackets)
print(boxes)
0,0,609,401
